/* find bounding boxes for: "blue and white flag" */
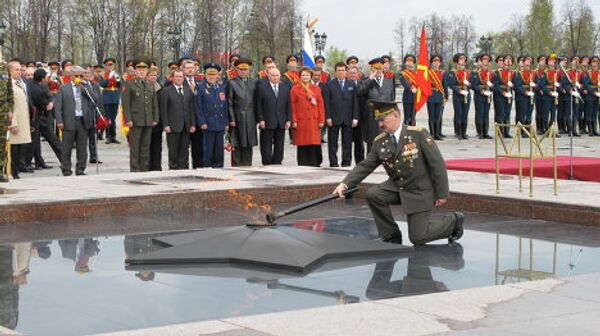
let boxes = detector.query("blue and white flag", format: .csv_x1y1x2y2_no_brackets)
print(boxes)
302,17,318,67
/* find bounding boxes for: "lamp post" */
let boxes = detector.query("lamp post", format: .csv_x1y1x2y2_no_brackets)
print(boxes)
167,27,182,61
480,35,493,55
314,32,327,56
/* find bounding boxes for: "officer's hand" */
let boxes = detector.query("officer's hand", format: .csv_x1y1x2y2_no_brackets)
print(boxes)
229,122,236,127
189,126,196,133
326,118,333,127
46,102,54,111
56,123,63,130
201,124,208,130
369,72,377,80
318,123,324,128
152,121,158,127
333,183,348,198
435,199,447,207
292,122,297,129
164,126,171,134
285,121,291,129
126,121,133,127
352,119,358,128
259,121,265,129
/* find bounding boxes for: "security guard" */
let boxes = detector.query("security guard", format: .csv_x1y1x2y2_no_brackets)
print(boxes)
196,63,229,168
447,53,471,139
99,57,122,144
0,58,13,182
121,61,159,172
471,53,494,139
333,100,463,245
398,54,417,125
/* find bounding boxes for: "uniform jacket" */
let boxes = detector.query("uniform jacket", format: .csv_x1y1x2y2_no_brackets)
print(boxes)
471,69,494,101
99,71,121,105
447,69,472,101
342,126,449,215
398,69,417,104
290,83,325,146
492,69,514,103
228,76,258,147
324,78,359,126
513,70,536,102
121,78,159,127
582,70,600,101
159,84,196,133
195,80,229,132
427,69,448,103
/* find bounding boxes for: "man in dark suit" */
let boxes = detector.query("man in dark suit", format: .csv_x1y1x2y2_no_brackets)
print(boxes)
348,65,365,164
54,66,99,176
325,62,359,167
255,68,291,165
160,69,196,170
359,58,396,152
228,58,258,166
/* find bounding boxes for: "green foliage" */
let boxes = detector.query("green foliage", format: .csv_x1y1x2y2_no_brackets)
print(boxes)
325,46,348,71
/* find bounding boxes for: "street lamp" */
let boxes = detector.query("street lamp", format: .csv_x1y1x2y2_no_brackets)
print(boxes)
314,32,327,56
167,27,182,61
480,35,493,55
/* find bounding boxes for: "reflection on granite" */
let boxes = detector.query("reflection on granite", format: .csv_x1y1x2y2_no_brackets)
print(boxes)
2,202,600,335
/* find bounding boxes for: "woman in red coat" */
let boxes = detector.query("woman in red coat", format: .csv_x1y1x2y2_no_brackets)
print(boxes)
290,67,325,166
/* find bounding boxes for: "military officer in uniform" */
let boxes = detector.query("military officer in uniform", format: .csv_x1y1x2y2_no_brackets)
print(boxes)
196,63,229,168
121,61,159,172
492,54,515,138
0,57,13,182
226,54,240,81
333,100,463,245
582,56,600,136
99,57,122,144
281,54,300,89
560,56,583,136
381,55,396,82
314,55,330,83
426,54,448,140
513,55,536,132
398,54,417,125
447,53,471,139
471,53,493,139
228,58,258,166
537,54,561,134
258,55,275,80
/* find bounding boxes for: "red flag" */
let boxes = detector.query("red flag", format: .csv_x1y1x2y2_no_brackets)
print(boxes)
414,27,432,113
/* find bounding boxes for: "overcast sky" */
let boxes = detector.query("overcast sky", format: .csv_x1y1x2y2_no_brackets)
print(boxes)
300,0,600,60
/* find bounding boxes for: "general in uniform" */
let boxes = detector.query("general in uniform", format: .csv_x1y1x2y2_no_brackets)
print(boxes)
333,100,464,245
121,61,160,172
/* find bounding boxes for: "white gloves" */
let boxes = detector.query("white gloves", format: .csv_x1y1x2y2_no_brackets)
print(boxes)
463,80,471,86
551,92,559,97
460,90,469,96
530,82,536,88
411,87,417,93
554,82,561,88
503,92,513,98
571,91,581,99
484,90,492,97
486,81,494,87
595,92,600,97
575,82,582,89
508,81,514,88
527,91,535,97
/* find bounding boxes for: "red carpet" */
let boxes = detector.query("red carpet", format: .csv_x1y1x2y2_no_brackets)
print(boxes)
445,156,600,182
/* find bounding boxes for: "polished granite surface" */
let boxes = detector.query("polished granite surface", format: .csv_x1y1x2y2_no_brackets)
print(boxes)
2,200,600,335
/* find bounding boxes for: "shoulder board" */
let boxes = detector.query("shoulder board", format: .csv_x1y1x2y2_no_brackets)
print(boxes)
374,133,388,141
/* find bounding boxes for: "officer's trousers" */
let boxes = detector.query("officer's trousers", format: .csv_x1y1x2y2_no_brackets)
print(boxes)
204,130,224,168
129,126,152,172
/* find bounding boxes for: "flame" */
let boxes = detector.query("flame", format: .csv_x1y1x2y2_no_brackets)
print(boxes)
228,189,272,214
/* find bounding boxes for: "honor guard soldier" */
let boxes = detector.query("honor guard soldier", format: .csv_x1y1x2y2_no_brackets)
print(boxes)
492,54,515,138
259,55,275,80
0,58,13,182
163,61,179,86
398,54,417,125
471,53,494,139
282,55,300,89
537,54,560,134
448,53,471,139
333,99,464,245
121,61,160,172
196,63,229,168
60,58,74,84
226,54,240,81
513,55,536,133
382,55,396,81
99,57,122,144
555,56,568,134
581,55,600,136
191,58,205,82
314,55,330,83
123,59,136,81
92,64,104,84
47,61,61,95
579,55,590,133
534,55,547,134
560,56,583,136
427,54,448,140
346,56,363,79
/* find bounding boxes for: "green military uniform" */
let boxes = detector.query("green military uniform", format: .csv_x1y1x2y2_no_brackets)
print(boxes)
0,62,13,181
121,75,159,172
342,123,459,245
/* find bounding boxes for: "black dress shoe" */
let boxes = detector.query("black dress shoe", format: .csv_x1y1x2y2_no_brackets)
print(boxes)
62,170,73,176
19,167,34,173
12,174,20,179
449,212,464,243
89,159,103,164
36,164,53,169
105,139,112,144
76,171,87,176
111,139,121,144
378,231,403,245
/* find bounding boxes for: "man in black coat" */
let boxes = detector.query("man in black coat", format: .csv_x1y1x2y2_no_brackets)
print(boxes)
160,69,196,170
255,68,291,165
228,58,258,166
27,69,62,168
325,62,359,167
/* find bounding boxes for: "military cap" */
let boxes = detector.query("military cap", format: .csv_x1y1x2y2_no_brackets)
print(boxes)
547,53,559,61
178,57,191,66
580,55,590,62
167,61,178,69
125,59,136,67
61,58,74,68
517,55,532,63
103,57,117,65
430,54,443,63
286,54,298,63
234,58,252,70
537,55,547,63
503,54,515,63
93,64,104,69
48,61,60,67
368,99,399,120
262,55,275,64
229,54,241,62
494,54,505,63
314,55,326,63
25,61,35,68
590,56,599,63
479,53,491,62
570,55,580,62
148,61,158,67
134,61,148,69
346,56,359,64
203,63,221,74
403,54,416,63
381,55,392,63
369,58,385,69
453,53,467,63
558,55,568,62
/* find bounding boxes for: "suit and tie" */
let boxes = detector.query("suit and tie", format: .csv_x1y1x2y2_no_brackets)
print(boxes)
54,82,99,175
186,77,204,168
358,77,396,149
255,80,291,165
325,78,359,167
160,84,196,169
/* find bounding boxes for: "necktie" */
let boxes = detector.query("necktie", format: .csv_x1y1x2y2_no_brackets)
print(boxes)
178,87,183,96
390,134,398,149
340,80,345,91
273,84,278,98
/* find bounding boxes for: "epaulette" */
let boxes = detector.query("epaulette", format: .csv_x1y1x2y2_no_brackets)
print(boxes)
407,126,425,132
374,133,388,141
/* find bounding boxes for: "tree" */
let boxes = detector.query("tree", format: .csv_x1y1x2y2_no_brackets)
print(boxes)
325,46,347,71
560,0,596,55
393,18,406,60
527,0,555,56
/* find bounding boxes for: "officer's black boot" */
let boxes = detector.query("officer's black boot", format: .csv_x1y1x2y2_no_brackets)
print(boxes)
438,119,446,138
461,124,469,139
